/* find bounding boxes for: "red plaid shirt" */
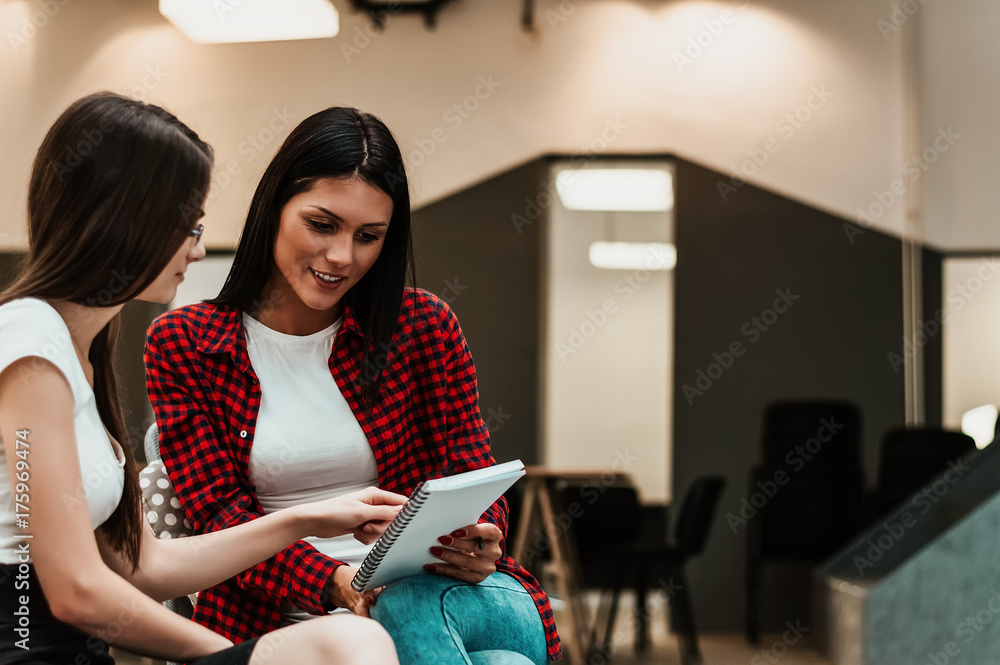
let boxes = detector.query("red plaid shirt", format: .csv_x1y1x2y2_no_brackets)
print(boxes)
144,288,561,661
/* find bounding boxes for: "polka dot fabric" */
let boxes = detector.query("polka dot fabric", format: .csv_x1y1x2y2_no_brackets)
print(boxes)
139,460,192,540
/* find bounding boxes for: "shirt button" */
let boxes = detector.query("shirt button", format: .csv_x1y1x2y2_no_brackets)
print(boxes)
240,430,248,439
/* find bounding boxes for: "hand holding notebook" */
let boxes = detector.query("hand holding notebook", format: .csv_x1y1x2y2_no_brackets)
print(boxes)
352,460,525,592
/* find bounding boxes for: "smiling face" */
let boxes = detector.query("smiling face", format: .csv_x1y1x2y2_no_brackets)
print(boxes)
261,176,392,334
136,222,207,304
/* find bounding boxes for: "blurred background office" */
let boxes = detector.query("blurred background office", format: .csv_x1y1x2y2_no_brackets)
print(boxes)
2,1,1000,663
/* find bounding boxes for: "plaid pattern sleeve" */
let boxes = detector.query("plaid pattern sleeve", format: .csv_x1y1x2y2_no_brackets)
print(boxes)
145,307,344,622
144,292,561,660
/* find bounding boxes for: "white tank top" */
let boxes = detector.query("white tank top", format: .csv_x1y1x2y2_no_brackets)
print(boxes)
0,298,125,564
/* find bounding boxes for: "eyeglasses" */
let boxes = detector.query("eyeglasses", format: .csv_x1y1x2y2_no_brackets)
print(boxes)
189,224,204,240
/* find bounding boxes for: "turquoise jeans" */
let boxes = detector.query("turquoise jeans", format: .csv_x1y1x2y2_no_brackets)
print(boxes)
370,572,549,665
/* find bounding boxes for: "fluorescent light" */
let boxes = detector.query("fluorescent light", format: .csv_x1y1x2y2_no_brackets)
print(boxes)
961,404,997,449
589,242,676,271
555,169,673,212
160,0,339,44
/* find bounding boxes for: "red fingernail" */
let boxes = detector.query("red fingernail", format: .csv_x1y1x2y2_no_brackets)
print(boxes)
430,546,444,557
365,596,374,605
438,536,453,546
424,564,437,572
451,529,467,537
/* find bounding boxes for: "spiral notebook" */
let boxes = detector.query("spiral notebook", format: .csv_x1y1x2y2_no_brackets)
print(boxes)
351,460,525,592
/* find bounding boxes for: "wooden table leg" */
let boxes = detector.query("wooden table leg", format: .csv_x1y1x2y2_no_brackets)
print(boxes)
511,477,539,564
537,480,589,665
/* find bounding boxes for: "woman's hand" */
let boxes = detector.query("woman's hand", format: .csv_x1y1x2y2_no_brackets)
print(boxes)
299,487,407,542
425,522,503,584
323,565,385,617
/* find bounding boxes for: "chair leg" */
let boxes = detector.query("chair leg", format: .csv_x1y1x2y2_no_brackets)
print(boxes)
586,588,613,663
635,561,649,653
669,567,702,665
597,560,628,657
746,539,761,644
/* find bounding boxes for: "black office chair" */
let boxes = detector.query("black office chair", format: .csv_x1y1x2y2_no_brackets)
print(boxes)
587,476,726,665
869,427,975,519
745,401,864,644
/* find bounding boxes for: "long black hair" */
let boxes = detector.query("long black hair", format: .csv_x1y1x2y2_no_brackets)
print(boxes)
209,107,415,406
1,92,213,569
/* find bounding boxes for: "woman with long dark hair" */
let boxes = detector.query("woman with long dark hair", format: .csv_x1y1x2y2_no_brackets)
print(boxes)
0,92,406,665
146,107,561,664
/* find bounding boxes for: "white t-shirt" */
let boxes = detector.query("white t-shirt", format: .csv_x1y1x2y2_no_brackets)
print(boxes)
0,298,126,564
244,313,379,617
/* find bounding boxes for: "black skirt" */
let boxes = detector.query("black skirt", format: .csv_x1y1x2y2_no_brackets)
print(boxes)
0,564,259,665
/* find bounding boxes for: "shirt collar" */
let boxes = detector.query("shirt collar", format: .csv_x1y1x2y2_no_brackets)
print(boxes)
193,305,249,372
339,298,364,338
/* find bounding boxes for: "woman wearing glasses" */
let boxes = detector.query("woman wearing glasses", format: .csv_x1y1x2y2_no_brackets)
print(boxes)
146,107,561,664
0,92,406,665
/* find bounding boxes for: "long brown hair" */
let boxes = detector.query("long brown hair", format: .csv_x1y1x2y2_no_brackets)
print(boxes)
1,92,213,569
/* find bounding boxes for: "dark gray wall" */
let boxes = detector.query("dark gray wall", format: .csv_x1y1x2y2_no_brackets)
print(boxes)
411,159,548,465
389,155,948,631
119,300,167,462
0,253,24,287
671,157,942,630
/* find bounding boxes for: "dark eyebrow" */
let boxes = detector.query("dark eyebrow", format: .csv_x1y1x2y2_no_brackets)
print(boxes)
307,206,389,228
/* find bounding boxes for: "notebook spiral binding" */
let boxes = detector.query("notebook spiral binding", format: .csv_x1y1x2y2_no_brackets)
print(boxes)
352,482,430,592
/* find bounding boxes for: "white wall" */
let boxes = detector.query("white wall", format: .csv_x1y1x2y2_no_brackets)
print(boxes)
0,0,908,252
918,0,1000,250
942,256,1000,429
543,160,672,502
170,254,234,310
